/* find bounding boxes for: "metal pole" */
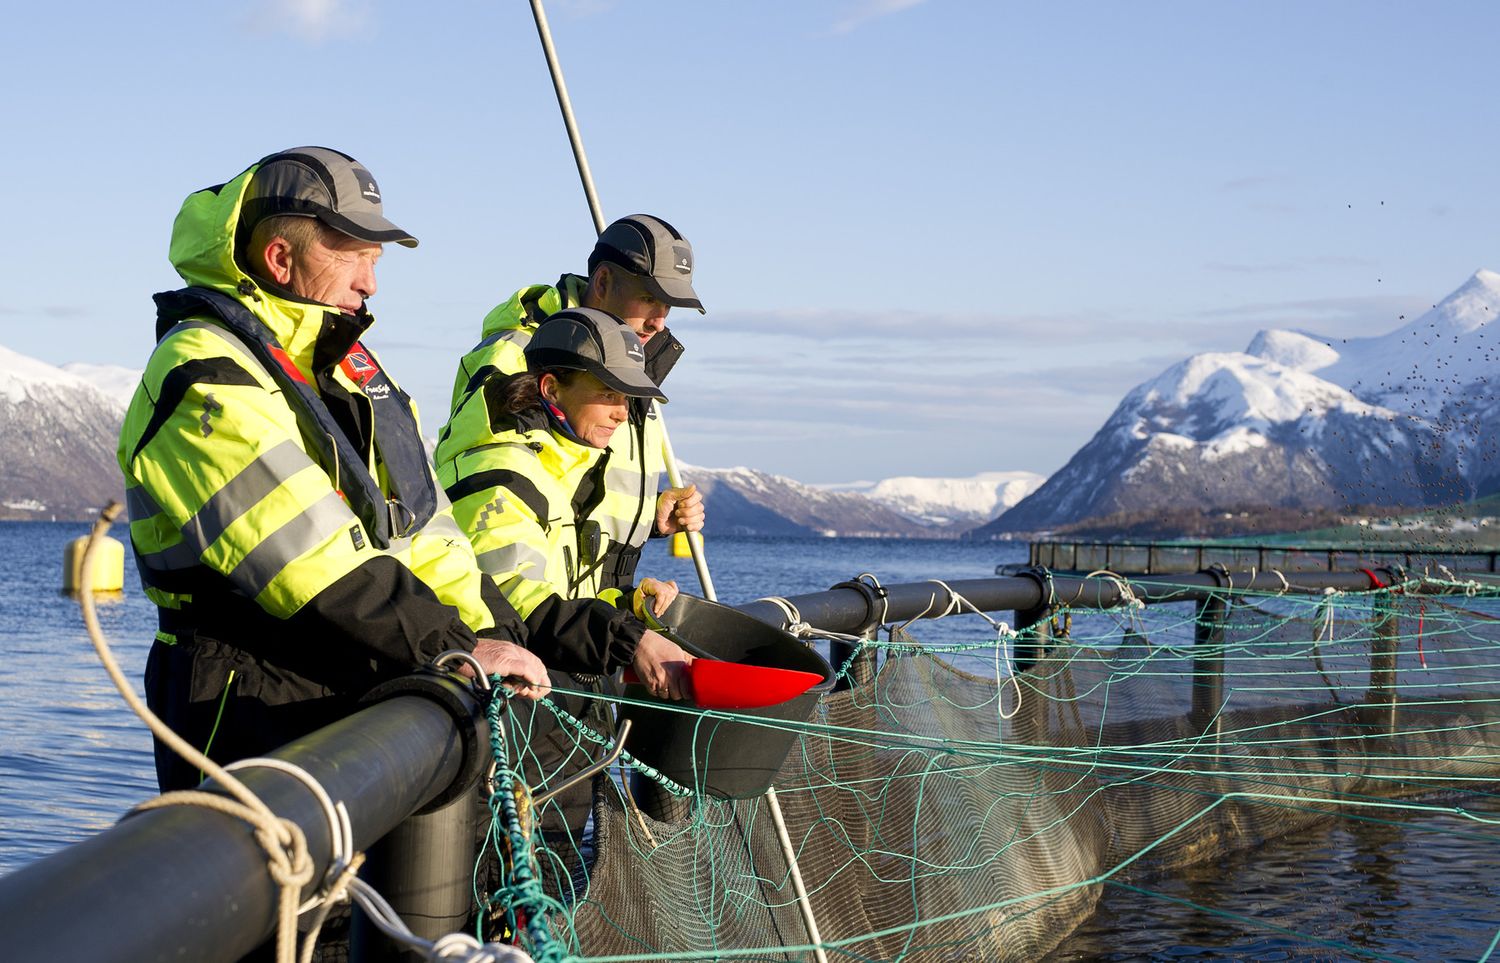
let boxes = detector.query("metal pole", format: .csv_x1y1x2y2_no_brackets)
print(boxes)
656,403,717,599
1367,597,1400,737
525,4,820,957
1192,593,1228,742
529,0,606,235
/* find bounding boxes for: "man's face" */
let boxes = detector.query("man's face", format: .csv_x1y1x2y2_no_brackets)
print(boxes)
288,232,383,314
592,269,670,343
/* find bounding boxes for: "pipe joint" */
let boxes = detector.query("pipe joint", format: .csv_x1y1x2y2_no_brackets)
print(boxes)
361,667,491,813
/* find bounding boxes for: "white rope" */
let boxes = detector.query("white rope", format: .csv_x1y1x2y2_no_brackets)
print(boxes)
756,595,813,638
224,758,355,917
924,580,1023,719
345,877,535,962
77,503,530,963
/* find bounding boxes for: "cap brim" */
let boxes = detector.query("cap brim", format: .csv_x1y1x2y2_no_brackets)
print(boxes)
591,362,667,403
642,273,704,314
319,209,419,248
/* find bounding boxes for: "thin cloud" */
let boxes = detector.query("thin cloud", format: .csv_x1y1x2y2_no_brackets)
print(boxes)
1198,293,1421,327
1204,260,1299,274
700,306,1237,354
1220,175,1282,193
705,306,1128,343
1204,255,1380,274
245,0,372,43
829,0,928,35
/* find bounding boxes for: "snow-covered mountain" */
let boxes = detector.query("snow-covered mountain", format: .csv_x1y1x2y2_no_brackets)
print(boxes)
677,464,950,537
0,346,133,519
0,344,1033,532
824,471,1045,527
60,362,144,408
982,270,1500,535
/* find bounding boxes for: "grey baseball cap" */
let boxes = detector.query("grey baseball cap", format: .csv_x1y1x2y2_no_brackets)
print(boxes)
241,146,418,248
525,308,667,402
591,214,704,313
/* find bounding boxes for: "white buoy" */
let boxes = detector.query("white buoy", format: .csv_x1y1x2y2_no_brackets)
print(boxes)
63,534,125,593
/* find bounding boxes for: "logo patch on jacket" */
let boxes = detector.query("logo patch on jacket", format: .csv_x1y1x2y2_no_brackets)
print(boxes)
349,524,365,550
342,345,379,387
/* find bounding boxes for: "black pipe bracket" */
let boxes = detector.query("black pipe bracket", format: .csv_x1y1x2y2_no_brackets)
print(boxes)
361,667,492,813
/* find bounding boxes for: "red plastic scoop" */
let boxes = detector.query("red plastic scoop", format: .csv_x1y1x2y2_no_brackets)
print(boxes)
623,659,824,710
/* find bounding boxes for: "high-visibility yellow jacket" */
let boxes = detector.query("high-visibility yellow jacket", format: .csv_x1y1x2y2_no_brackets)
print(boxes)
437,404,644,672
117,158,528,789
438,276,684,592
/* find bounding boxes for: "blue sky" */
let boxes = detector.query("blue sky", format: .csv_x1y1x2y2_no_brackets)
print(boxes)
2,1,1497,483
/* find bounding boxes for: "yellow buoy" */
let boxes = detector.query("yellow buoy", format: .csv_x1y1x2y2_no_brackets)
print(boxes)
63,534,126,593
670,531,702,559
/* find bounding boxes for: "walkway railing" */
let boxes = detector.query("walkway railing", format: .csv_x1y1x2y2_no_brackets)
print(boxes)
1019,539,1500,577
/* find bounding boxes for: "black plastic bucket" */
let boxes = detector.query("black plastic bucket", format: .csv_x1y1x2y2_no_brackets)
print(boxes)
617,595,833,799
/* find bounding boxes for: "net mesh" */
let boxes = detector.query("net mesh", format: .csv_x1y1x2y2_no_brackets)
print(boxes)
483,579,1500,962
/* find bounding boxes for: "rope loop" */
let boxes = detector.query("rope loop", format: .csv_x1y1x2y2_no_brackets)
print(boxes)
756,595,813,638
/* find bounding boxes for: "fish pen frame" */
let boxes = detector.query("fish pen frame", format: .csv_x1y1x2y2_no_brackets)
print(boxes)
0,565,1490,962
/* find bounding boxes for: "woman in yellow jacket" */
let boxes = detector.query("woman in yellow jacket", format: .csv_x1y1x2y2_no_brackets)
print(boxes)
437,307,698,697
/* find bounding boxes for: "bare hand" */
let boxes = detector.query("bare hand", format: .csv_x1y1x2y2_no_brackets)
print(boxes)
629,629,694,702
655,484,704,535
466,638,551,700
634,577,680,619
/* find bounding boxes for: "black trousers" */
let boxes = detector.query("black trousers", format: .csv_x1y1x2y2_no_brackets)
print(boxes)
143,638,352,792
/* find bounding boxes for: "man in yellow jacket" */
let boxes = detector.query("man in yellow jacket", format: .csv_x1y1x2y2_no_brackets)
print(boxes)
441,215,706,596
119,147,551,791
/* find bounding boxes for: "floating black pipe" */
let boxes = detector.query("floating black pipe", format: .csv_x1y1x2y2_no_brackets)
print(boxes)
732,569,1470,636
0,683,479,963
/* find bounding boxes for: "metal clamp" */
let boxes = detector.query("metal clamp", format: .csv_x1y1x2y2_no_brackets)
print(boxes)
531,719,633,808
432,649,492,691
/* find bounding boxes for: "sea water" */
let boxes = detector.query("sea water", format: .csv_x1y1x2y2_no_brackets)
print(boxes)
1,521,1496,961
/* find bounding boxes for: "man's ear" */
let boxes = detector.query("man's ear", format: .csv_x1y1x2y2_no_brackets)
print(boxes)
260,236,295,286
588,263,611,302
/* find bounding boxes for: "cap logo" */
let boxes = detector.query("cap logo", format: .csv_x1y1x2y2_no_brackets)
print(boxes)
351,166,381,204
672,244,693,275
621,331,645,363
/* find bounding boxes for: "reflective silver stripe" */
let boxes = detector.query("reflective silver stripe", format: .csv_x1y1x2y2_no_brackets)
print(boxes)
475,543,547,578
422,511,466,541
125,485,162,522
137,536,203,573
604,466,645,494
178,441,314,558
229,490,353,598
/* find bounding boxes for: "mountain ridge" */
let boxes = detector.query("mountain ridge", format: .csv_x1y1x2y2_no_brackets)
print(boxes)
0,345,1041,533
979,270,1500,537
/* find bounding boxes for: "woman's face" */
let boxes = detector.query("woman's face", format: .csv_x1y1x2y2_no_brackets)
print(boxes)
544,371,629,448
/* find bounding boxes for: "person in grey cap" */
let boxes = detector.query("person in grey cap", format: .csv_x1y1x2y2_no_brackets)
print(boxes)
118,146,558,796
438,306,696,836
439,214,706,606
